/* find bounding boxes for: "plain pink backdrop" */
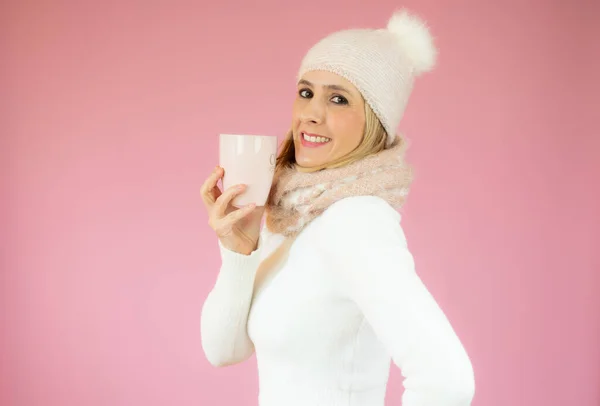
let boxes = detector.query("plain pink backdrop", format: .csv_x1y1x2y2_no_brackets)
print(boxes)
2,0,599,405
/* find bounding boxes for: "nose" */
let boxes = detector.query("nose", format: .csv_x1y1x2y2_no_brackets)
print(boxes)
299,97,325,124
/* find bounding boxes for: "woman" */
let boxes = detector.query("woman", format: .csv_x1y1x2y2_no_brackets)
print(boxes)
200,9,475,406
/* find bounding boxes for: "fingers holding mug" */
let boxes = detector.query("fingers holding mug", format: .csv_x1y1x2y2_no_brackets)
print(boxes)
214,183,247,217
201,166,224,208
221,202,257,225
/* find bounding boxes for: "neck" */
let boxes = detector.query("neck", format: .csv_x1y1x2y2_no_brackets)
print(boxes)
294,163,325,173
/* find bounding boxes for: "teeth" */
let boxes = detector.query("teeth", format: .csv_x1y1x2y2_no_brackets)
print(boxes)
303,133,330,143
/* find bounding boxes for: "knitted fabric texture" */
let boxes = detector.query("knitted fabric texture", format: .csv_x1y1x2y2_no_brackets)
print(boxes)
297,9,437,147
266,135,412,237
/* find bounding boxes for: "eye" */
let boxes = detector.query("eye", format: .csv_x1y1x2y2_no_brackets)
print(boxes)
299,88,313,98
331,95,348,105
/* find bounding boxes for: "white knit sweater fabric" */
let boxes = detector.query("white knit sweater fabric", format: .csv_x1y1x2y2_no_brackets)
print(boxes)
200,196,475,406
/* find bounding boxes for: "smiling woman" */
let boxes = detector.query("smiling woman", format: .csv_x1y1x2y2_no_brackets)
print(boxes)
276,71,389,173
200,8,475,406
295,74,365,161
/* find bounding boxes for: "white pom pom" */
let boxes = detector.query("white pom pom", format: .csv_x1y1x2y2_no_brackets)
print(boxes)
387,9,437,75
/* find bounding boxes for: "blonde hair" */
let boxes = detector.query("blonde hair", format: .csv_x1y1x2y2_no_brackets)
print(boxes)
275,102,389,173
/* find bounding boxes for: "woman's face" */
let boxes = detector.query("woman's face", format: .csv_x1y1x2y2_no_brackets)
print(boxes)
291,70,365,169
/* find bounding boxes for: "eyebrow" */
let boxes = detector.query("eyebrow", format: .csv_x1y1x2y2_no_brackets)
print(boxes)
298,79,352,96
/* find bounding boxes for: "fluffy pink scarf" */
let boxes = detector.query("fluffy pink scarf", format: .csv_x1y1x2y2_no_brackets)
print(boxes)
266,136,413,237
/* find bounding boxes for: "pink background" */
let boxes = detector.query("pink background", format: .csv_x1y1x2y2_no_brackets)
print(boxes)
2,0,599,405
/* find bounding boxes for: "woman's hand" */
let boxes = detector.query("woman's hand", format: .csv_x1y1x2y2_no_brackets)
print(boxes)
201,166,264,255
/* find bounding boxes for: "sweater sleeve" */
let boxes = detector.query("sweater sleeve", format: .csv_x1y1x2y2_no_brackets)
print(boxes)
200,232,264,367
316,196,475,406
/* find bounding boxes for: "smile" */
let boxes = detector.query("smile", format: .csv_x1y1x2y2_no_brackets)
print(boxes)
301,132,331,147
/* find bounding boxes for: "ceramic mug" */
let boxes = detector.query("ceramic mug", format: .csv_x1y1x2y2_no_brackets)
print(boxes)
219,134,278,207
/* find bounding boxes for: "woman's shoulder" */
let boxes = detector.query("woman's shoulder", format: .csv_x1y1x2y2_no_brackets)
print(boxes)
321,195,401,223
310,196,410,261
314,196,403,239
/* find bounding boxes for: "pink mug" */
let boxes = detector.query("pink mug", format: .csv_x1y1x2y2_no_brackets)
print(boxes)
219,134,279,207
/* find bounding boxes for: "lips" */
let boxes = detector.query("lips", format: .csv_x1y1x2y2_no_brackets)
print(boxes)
299,132,331,148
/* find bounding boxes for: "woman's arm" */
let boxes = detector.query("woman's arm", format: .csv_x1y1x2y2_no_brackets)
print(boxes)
317,196,475,406
200,235,263,367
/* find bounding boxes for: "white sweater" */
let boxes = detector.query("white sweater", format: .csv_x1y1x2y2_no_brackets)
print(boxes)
200,196,475,406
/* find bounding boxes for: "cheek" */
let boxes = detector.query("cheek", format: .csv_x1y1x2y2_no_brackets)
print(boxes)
291,99,303,125
329,109,364,146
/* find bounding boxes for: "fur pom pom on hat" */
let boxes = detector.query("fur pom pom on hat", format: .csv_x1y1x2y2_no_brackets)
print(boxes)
297,9,437,147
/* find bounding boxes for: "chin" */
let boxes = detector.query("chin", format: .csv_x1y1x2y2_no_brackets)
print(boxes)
296,156,328,169
295,151,318,167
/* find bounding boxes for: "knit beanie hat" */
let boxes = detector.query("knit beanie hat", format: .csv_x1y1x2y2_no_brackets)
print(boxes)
297,9,437,147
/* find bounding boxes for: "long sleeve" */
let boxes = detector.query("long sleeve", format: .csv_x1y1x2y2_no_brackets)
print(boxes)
316,196,475,406
200,234,264,367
